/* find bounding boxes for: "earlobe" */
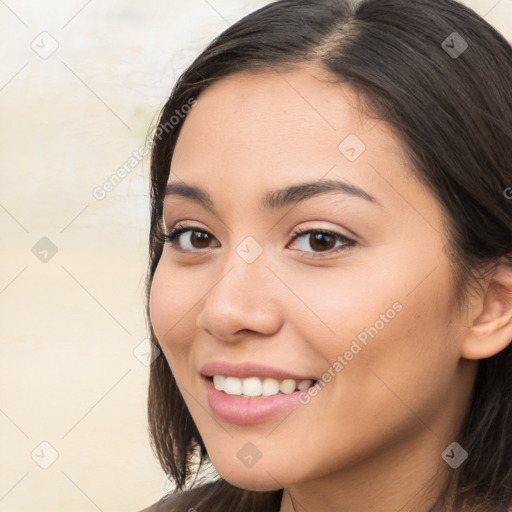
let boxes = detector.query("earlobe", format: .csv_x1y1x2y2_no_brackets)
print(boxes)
461,259,512,360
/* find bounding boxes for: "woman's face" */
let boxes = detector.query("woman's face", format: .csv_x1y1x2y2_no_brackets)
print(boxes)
149,67,476,497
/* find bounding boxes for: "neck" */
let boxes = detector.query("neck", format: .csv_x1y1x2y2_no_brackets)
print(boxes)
278,429,453,512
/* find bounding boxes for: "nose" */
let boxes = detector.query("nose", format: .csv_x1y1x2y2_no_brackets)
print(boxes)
195,248,283,342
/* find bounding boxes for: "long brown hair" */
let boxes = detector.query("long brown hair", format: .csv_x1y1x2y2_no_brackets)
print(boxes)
144,1,512,510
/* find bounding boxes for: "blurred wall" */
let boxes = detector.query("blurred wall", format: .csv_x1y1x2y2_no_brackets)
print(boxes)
0,1,510,511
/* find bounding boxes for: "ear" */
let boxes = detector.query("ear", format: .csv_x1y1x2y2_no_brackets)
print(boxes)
461,258,512,360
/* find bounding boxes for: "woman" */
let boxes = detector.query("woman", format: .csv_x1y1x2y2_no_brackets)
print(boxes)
140,0,512,510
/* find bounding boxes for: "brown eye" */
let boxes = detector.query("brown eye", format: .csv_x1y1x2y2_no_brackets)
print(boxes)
309,232,336,252
289,228,355,256
187,230,212,249
164,225,219,251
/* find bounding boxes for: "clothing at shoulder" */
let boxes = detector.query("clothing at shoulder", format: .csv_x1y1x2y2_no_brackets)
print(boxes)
137,486,211,512
137,495,177,512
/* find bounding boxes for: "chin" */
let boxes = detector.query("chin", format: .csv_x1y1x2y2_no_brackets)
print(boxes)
225,477,284,493
213,463,288,492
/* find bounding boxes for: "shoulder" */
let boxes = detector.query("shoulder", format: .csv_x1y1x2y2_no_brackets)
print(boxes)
137,491,191,512
137,496,176,512
136,484,217,512
137,482,281,512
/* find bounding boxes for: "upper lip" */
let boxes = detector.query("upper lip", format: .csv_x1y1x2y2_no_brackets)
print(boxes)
200,361,318,381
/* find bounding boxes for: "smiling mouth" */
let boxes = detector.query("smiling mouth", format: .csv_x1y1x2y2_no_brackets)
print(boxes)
206,375,319,398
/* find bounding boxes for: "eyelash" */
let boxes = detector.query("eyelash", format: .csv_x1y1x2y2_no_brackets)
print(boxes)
161,223,356,258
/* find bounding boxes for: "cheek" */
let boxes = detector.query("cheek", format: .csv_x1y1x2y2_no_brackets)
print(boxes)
287,254,460,407
278,262,403,355
148,264,170,344
148,262,194,367
338,276,461,432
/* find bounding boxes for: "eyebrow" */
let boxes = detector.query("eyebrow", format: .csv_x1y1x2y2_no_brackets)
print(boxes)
164,179,380,216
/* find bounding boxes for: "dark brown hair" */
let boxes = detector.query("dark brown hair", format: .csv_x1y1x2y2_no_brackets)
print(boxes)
143,0,512,510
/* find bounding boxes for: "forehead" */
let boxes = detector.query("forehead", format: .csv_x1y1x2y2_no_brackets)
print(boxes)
171,66,408,175
168,66,430,222
175,67,378,157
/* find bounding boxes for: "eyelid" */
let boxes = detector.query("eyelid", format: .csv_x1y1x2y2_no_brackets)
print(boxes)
163,221,356,257
163,222,218,253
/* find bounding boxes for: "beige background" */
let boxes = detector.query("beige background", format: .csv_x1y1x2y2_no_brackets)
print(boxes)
0,1,510,511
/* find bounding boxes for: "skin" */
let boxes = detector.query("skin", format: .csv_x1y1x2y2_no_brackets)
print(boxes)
149,66,512,512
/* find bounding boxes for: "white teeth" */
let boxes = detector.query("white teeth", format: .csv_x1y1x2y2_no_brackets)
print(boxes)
297,379,312,390
279,379,297,394
224,376,242,395
242,377,262,397
262,378,280,397
213,375,226,391
211,375,315,397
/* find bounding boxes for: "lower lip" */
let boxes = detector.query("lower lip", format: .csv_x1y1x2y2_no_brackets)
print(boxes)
203,377,314,425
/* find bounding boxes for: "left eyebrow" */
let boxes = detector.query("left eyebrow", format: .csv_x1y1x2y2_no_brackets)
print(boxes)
164,178,381,216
